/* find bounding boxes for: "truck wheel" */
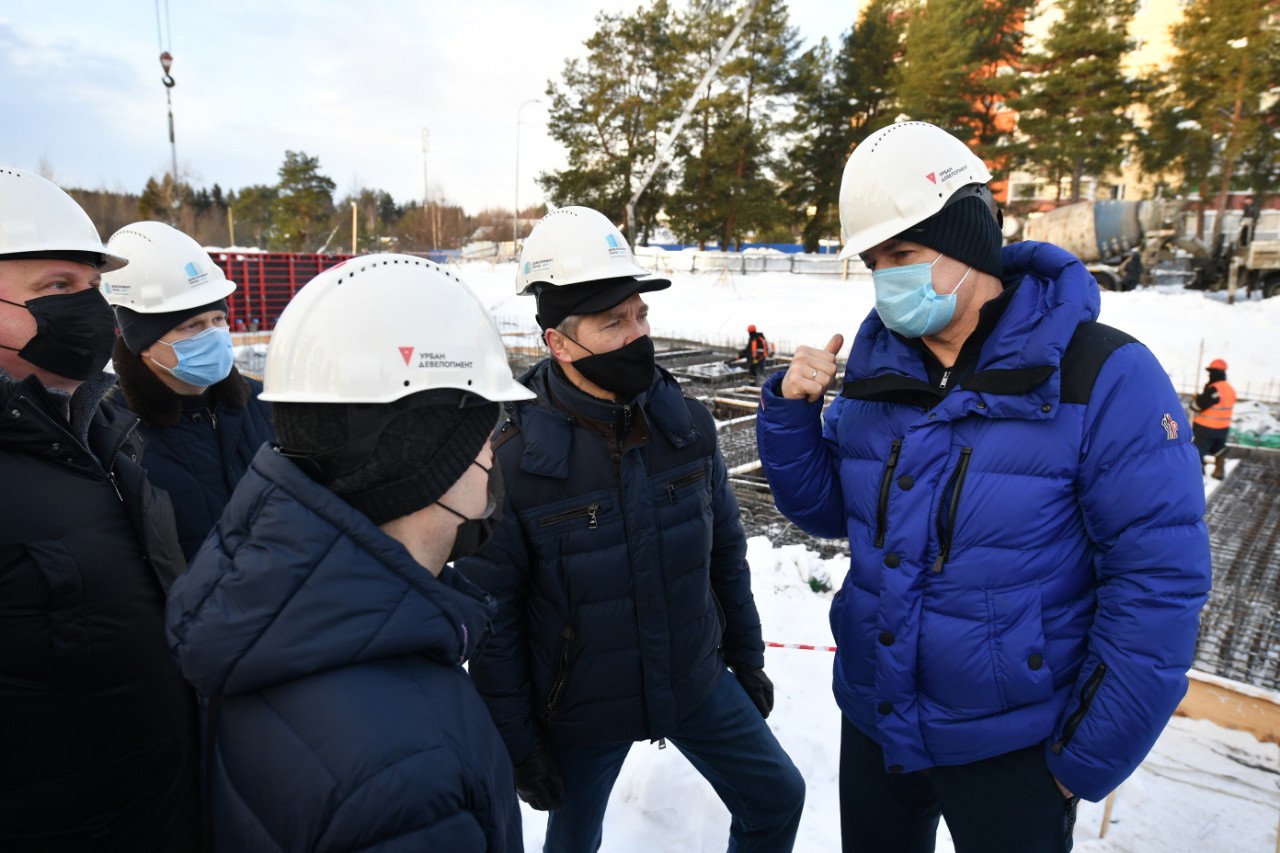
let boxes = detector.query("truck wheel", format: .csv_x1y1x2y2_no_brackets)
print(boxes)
1263,273,1280,299
1091,270,1119,291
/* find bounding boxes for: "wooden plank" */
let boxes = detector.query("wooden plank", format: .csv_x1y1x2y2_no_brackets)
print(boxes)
1174,670,1280,744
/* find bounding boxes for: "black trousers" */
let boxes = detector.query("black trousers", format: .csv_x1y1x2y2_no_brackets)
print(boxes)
1192,423,1228,458
839,717,1077,853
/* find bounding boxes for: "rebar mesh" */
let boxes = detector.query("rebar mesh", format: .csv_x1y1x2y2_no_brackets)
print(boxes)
1192,446,1280,691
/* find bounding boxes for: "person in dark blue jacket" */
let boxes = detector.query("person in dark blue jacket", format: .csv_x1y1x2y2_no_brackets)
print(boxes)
756,122,1211,853
165,255,531,851
458,207,804,853
102,222,273,560
0,169,199,851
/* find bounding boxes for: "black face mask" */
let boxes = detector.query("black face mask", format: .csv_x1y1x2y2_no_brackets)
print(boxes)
438,460,505,563
0,288,117,381
567,334,655,399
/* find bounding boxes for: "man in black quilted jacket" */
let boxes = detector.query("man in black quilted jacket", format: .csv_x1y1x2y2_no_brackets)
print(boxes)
459,207,805,852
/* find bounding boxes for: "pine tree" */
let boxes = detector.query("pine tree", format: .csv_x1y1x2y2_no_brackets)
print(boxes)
270,151,336,252
781,0,907,252
1008,0,1139,202
137,173,193,222
230,185,278,249
539,1,683,241
896,0,1032,160
666,0,797,249
1142,0,1280,241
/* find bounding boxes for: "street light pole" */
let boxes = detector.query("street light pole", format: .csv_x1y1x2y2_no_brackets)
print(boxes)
421,128,432,251
514,99,541,254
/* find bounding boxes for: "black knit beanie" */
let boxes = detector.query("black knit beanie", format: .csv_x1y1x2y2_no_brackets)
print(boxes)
273,394,500,526
115,298,230,354
896,194,1003,278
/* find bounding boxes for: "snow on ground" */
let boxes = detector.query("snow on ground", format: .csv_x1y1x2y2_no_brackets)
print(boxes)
446,261,1280,852
455,261,1280,402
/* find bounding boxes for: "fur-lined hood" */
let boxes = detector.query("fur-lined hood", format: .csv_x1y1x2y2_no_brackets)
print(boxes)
108,336,250,427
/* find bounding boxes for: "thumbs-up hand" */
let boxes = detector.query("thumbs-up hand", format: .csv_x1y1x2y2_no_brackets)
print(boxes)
780,334,843,403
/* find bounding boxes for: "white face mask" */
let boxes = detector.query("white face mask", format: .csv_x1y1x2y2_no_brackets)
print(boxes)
872,254,972,338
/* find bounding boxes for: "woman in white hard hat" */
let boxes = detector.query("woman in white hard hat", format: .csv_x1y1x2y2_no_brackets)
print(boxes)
165,255,531,851
103,221,273,560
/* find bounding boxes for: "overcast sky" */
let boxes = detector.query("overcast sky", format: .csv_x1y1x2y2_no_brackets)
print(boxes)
1,1,848,215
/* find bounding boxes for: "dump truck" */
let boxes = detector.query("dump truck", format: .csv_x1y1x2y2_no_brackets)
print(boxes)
1021,200,1280,299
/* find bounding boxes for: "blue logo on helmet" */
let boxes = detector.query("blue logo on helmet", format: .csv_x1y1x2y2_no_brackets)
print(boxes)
184,261,202,279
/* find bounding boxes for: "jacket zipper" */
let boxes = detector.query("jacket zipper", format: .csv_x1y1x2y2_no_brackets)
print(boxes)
22,397,136,502
932,447,972,573
538,502,601,530
544,625,576,720
1052,663,1108,754
874,440,903,548
666,468,707,504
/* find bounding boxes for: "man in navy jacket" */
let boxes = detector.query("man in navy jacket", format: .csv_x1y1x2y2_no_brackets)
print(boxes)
167,255,529,851
0,168,198,850
756,123,1210,853
459,207,804,853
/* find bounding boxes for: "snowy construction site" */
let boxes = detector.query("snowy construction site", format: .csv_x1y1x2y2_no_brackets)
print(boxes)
228,260,1280,851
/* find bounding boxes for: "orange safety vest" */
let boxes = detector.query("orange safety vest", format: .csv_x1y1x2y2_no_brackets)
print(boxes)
1193,380,1236,430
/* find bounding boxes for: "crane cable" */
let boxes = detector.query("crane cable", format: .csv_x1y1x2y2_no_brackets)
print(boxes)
155,0,172,55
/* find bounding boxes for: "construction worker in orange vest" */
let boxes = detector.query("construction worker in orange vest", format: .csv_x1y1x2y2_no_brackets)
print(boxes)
736,324,773,383
1190,358,1236,480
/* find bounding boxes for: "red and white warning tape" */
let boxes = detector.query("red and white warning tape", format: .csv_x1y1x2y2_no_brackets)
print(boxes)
766,641,837,652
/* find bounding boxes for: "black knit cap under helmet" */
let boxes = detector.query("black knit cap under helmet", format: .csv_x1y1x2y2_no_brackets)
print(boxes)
272,390,499,526
894,191,1004,278
115,298,230,354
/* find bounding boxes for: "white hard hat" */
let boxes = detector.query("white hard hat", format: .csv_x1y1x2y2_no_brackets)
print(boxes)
838,121,993,260
0,167,127,271
517,206,660,294
102,221,236,312
261,254,535,404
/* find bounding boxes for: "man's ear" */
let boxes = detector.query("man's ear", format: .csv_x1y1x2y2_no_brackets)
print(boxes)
545,328,572,364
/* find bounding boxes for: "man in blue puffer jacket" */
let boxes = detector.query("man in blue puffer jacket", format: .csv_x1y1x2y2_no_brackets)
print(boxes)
757,122,1210,853
166,256,529,851
458,207,804,853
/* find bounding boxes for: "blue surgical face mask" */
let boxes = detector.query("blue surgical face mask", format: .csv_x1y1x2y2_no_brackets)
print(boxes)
872,254,972,338
152,325,235,387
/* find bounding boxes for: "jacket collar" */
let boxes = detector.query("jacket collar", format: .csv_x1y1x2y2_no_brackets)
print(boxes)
843,241,1099,418
108,337,249,428
511,359,700,478
171,445,496,697
0,367,130,463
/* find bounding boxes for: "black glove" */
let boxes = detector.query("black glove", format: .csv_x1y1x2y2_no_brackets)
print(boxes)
514,746,564,811
733,666,774,718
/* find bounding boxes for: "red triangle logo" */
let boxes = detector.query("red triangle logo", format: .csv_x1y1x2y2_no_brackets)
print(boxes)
925,172,937,184
399,346,414,365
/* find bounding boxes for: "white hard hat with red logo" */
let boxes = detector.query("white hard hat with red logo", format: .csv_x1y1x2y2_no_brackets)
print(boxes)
260,254,534,404
838,121,993,260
